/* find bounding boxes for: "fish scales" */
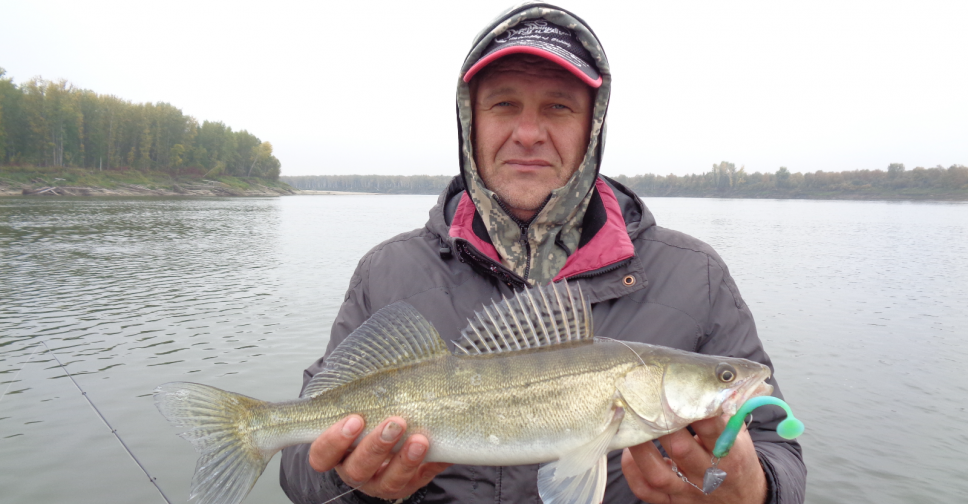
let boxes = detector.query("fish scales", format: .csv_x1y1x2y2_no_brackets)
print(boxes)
238,341,638,467
323,341,639,465
155,281,773,504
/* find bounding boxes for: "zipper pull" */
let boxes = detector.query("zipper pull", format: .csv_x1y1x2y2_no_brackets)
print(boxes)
438,237,452,259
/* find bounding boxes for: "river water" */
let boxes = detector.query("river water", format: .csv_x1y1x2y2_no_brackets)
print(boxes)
1,195,965,504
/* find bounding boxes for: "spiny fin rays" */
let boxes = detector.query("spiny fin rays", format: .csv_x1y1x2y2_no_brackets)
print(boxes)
453,280,593,356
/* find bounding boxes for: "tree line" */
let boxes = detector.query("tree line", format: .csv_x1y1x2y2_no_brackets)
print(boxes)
0,68,280,179
610,162,968,199
282,163,967,199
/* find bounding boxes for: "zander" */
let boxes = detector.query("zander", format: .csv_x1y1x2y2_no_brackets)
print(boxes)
155,281,773,504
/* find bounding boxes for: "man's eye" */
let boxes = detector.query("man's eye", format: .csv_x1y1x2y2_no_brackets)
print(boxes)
551,104,569,110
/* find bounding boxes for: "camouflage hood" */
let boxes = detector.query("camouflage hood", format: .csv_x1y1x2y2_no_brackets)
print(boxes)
457,2,611,285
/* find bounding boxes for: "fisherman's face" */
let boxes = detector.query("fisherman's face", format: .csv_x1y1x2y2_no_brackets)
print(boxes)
472,56,593,221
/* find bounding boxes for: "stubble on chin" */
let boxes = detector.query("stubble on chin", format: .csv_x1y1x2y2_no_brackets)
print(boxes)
475,153,552,216
489,179,551,214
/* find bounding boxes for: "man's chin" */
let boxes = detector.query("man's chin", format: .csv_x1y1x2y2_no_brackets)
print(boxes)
493,191,553,220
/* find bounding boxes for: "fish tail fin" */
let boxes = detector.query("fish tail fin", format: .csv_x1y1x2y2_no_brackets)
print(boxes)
154,382,272,504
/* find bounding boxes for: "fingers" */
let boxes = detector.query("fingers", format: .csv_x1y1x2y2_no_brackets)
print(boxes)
334,417,452,500
622,443,676,504
336,417,407,487
412,462,453,489
363,434,432,495
369,435,453,497
657,426,716,478
623,417,768,504
307,415,451,500
688,414,729,453
692,417,768,503
622,422,726,503
308,414,365,472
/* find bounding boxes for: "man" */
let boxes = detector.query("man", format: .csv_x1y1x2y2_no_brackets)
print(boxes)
280,3,806,503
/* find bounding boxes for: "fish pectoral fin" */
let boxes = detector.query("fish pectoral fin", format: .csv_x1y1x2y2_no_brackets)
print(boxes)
537,455,608,504
537,407,623,504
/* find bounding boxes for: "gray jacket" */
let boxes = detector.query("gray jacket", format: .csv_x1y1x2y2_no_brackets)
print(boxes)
279,176,806,504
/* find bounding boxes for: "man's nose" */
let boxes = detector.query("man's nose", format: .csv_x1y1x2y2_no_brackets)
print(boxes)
511,108,547,148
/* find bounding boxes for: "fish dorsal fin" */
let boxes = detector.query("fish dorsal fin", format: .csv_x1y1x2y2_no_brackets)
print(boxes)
302,302,448,398
453,280,593,356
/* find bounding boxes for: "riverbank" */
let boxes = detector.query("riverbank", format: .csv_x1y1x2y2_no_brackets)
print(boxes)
0,166,296,197
282,169,968,201
294,190,379,195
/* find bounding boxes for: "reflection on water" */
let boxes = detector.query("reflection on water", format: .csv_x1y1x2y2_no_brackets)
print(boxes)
1,195,966,504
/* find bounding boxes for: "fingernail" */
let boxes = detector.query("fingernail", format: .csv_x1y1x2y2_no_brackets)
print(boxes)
407,442,427,461
342,416,363,438
381,421,402,442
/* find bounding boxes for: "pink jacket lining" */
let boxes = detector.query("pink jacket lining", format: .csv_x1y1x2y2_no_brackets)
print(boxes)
448,178,636,282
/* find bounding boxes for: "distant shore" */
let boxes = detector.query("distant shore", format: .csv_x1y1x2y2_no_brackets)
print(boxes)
1,166,298,198
294,190,379,196
0,186,379,197
6,167,966,201
2,183,297,198
0,166,398,197
281,170,968,201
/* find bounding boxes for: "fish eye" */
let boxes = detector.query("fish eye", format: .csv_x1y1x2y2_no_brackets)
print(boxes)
716,363,737,383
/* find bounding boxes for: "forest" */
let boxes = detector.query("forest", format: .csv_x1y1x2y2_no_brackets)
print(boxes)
611,161,968,199
0,68,280,179
282,162,968,200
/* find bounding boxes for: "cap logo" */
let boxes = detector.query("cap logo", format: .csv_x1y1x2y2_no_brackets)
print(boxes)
495,20,573,47
463,19,602,88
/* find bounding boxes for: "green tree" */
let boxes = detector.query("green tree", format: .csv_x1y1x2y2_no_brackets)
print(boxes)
887,163,905,178
776,166,791,188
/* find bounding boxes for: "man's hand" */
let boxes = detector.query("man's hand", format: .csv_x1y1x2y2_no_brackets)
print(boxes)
621,415,768,504
308,415,452,501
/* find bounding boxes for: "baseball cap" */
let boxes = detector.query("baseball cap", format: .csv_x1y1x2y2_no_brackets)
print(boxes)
463,19,602,88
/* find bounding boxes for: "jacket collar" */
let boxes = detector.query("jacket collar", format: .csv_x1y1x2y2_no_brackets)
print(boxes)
429,176,655,303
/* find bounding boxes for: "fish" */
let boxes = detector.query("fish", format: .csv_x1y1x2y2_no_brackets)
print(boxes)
154,280,773,504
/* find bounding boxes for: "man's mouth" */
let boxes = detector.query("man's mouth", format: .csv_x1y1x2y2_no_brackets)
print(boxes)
502,159,553,170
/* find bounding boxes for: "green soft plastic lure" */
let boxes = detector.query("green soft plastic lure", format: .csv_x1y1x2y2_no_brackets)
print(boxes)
714,396,805,458
685,396,804,495
672,396,803,495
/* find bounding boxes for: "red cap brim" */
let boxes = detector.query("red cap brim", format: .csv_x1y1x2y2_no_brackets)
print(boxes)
463,46,602,88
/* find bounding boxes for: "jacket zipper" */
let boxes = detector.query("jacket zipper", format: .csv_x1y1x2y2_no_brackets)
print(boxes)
454,240,527,289
493,197,546,285
519,224,531,282
565,257,634,281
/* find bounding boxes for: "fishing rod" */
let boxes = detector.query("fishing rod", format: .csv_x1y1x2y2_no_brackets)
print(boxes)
40,340,172,504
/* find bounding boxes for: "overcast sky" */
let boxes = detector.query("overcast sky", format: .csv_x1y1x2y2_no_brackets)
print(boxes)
2,0,966,177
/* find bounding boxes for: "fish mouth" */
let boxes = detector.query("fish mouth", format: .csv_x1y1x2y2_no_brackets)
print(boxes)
722,378,773,417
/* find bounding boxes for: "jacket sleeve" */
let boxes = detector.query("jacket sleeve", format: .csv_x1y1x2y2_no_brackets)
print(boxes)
279,257,402,504
700,254,807,504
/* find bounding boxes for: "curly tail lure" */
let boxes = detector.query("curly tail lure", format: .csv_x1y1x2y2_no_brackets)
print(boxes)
714,396,804,458
679,396,804,495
